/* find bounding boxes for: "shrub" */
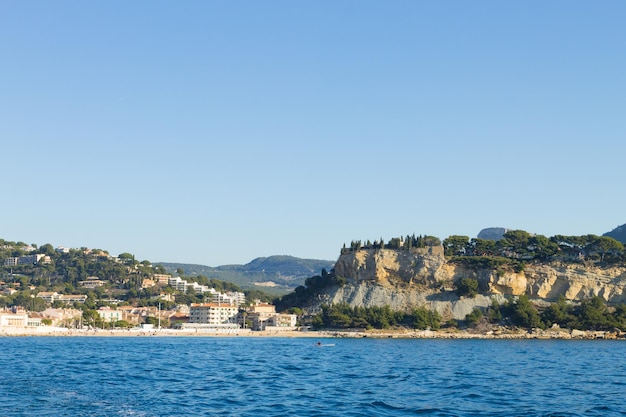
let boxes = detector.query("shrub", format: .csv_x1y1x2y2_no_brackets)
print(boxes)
456,278,479,298
412,307,441,330
465,308,483,326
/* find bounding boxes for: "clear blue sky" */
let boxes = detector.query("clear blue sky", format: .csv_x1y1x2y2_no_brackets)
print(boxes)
2,1,625,266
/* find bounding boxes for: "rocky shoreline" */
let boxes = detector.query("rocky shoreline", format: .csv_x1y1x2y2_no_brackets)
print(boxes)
1,326,624,340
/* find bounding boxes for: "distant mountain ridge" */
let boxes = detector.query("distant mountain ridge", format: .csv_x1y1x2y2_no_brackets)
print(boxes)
158,255,334,293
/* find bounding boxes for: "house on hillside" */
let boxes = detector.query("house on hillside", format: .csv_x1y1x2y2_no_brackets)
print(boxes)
58,294,87,304
79,277,106,289
153,274,171,285
37,292,59,303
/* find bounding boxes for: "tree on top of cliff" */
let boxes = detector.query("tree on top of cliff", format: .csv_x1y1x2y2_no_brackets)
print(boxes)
587,236,624,263
443,235,470,256
344,234,442,253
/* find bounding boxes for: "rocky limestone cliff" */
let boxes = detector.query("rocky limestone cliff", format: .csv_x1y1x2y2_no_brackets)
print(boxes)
306,247,626,320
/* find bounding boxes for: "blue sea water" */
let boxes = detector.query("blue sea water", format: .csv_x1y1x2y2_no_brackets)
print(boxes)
0,337,624,417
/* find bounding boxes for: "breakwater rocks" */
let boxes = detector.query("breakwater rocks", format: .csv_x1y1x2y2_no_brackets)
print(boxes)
324,327,626,340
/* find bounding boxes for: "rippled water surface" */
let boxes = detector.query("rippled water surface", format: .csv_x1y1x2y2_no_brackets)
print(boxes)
0,337,624,416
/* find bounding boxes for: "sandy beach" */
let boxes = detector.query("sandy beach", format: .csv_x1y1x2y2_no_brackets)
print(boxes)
1,325,623,340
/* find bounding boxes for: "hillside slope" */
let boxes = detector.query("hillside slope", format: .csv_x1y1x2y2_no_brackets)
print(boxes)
604,223,626,244
159,256,334,292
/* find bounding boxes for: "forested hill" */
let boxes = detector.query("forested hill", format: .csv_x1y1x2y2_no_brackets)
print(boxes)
159,256,334,291
604,223,626,244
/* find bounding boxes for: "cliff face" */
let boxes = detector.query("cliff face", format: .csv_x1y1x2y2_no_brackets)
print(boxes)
333,246,447,288
309,248,626,320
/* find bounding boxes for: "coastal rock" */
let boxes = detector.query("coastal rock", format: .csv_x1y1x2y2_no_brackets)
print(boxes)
334,246,447,286
322,280,504,322
488,271,527,296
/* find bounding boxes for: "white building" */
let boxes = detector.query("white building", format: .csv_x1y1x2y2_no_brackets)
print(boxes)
97,307,122,322
187,282,209,294
226,291,246,306
168,277,188,292
204,289,245,306
37,292,59,303
0,312,41,327
4,257,19,267
0,312,28,327
189,303,238,325
265,314,297,331
58,294,87,303
5,254,48,266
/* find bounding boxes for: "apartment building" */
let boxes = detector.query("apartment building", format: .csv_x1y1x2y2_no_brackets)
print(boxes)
4,257,18,267
246,302,297,331
36,293,87,304
247,303,276,331
189,303,238,325
168,277,188,292
153,274,171,285
265,314,297,330
3,254,50,266
203,288,246,306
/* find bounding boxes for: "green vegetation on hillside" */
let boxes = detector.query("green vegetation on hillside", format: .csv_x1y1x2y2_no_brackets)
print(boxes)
468,295,626,332
456,277,479,298
305,296,626,333
311,302,441,330
160,256,334,294
443,230,625,265
0,239,275,322
273,268,343,312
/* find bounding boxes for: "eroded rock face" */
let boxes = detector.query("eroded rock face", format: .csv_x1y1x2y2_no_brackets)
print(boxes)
322,281,505,321
525,263,626,302
316,248,626,319
334,247,447,287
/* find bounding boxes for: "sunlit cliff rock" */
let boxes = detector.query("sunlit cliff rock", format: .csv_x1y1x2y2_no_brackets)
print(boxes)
304,247,626,320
